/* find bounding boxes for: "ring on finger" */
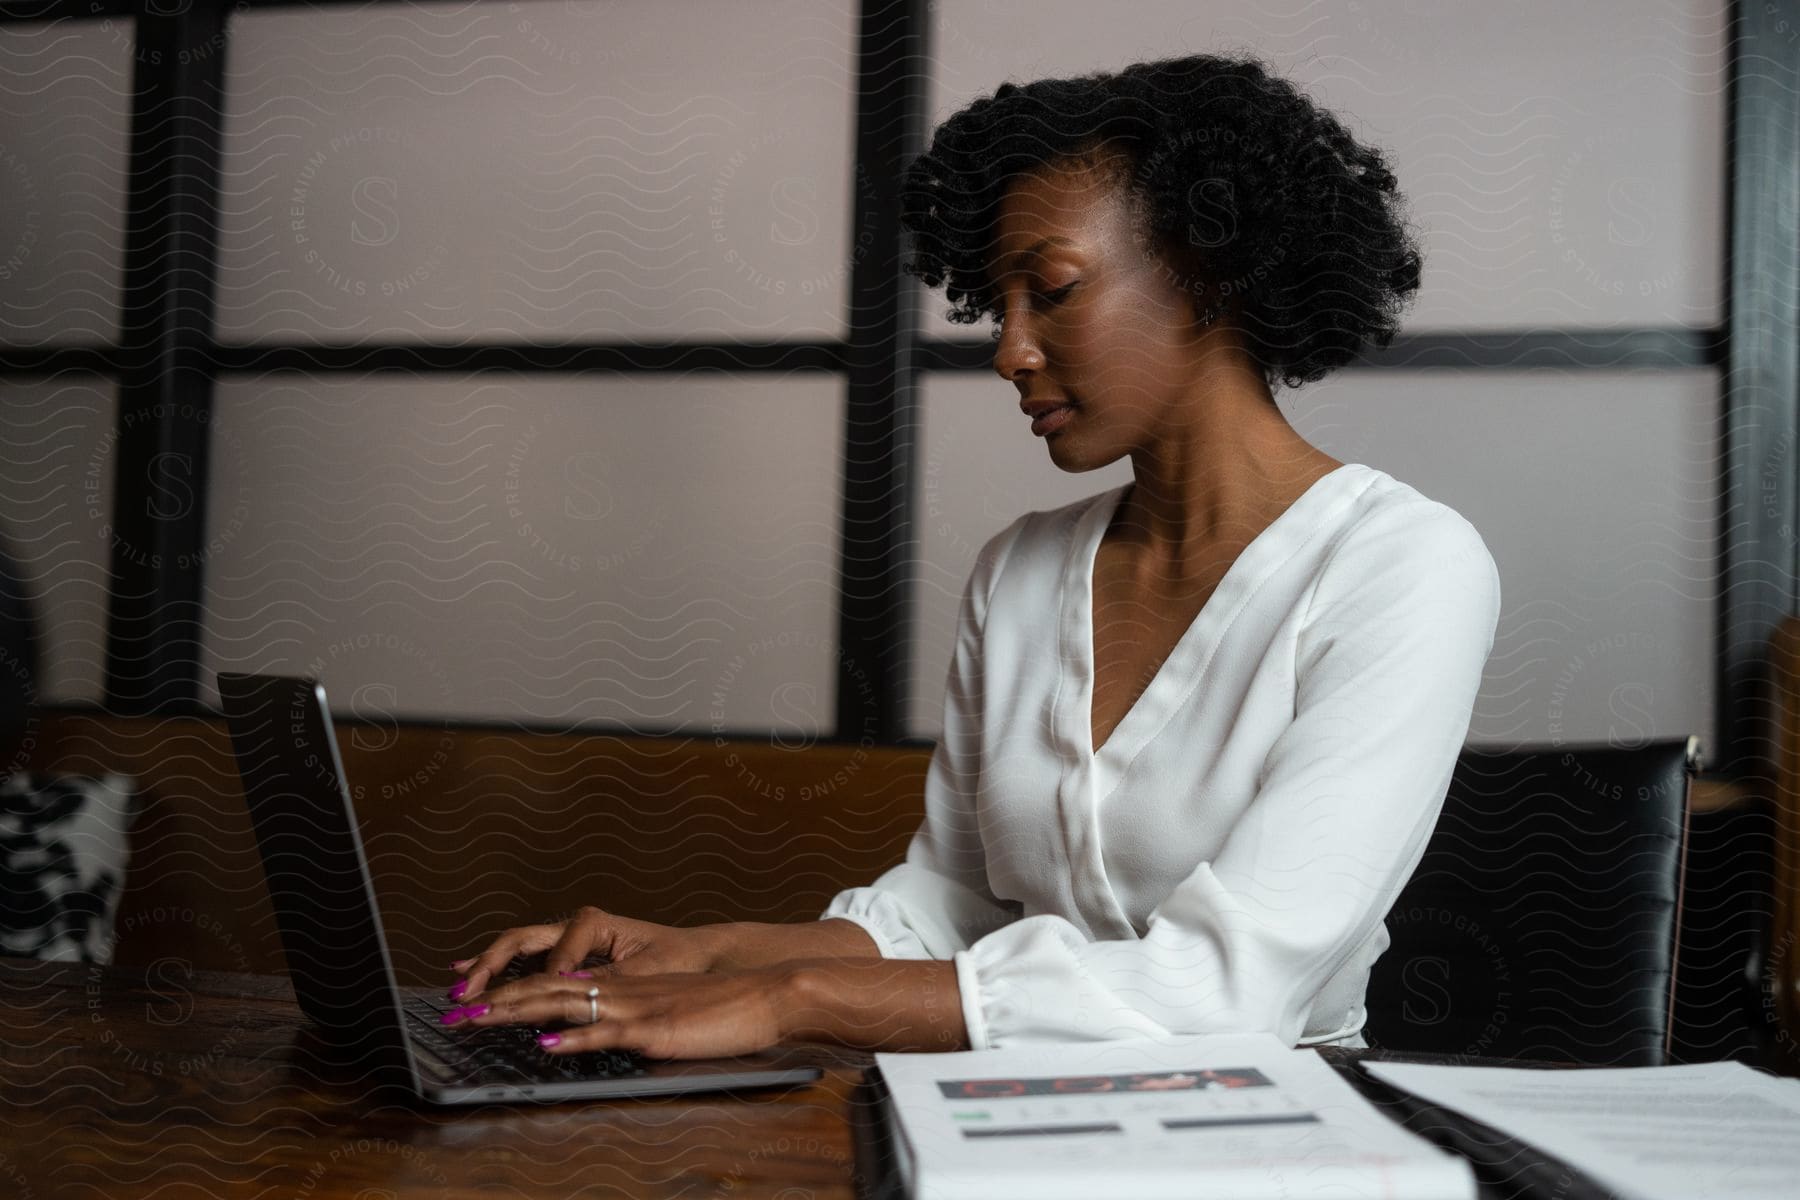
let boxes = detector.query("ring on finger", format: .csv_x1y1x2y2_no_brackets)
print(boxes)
586,985,600,1025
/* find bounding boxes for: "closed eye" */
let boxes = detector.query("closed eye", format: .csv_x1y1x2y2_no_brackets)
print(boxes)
986,282,1076,339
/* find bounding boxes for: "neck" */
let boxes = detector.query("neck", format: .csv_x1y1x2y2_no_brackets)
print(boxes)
1113,366,1339,575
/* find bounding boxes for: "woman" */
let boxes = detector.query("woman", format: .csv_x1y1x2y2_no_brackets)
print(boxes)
443,52,1501,1058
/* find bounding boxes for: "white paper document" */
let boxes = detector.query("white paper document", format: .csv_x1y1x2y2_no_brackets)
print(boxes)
874,1032,1475,1200
1362,1058,1800,1200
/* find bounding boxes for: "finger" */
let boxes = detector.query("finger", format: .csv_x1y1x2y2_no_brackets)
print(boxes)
460,936,526,1000
466,969,609,1016
458,981,601,1030
536,1012,655,1057
599,949,670,978
460,924,562,1000
542,908,614,977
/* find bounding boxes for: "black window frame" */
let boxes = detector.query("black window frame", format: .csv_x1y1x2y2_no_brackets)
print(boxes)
0,0,1790,778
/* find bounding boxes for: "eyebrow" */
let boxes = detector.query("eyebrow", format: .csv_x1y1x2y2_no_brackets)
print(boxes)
989,236,1077,283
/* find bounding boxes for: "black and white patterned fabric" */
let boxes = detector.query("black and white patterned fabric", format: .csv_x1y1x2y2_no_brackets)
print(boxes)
0,772,134,962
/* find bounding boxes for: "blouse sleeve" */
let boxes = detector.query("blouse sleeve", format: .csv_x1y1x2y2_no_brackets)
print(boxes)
951,503,1504,1049
817,519,1026,959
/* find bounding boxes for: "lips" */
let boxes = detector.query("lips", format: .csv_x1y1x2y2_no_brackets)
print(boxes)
1028,403,1077,437
1019,395,1077,437
1018,397,1072,420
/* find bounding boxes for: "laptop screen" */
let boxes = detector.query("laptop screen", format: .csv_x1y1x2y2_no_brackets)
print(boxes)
218,671,417,1090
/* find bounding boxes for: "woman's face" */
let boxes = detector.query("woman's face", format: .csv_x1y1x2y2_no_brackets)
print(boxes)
986,156,1218,472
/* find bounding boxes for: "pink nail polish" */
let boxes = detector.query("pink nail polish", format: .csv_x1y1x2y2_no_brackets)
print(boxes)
448,980,468,1001
464,1003,490,1019
558,970,593,979
538,1033,561,1048
440,1007,468,1025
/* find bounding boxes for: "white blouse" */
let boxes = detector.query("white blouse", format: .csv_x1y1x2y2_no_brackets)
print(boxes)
820,462,1502,1051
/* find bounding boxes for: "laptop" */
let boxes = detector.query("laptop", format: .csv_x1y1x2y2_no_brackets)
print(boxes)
216,670,824,1103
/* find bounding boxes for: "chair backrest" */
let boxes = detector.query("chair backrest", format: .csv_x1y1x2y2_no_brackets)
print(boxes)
1364,737,1696,1066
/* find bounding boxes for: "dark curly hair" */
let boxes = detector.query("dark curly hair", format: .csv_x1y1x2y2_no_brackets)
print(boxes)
900,52,1423,391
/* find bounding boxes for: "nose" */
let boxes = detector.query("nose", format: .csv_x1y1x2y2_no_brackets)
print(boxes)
991,310,1044,383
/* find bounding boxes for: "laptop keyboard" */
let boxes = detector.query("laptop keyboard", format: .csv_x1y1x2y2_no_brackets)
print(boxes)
405,991,648,1086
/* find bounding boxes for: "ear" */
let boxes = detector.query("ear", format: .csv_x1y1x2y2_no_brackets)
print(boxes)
1138,229,1225,336
1186,283,1226,330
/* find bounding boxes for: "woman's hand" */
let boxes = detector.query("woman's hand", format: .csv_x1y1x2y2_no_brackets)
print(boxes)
452,906,723,1002
445,966,800,1060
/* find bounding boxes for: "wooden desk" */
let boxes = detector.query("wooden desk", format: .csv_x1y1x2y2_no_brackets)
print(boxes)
1,957,878,1199
4,957,1595,1200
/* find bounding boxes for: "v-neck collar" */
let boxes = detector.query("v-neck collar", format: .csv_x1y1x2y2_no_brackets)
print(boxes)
1061,462,1371,770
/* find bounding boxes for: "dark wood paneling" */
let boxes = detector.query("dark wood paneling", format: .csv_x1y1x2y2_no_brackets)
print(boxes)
28,712,932,986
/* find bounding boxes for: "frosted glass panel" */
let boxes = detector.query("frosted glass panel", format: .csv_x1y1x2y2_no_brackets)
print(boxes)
1284,368,1718,754
216,0,860,344
926,0,1723,334
200,375,844,733
0,377,118,704
908,372,1133,735
908,368,1718,756
0,20,134,345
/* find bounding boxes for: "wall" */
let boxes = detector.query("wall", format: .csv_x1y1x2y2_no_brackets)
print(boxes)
0,0,1729,758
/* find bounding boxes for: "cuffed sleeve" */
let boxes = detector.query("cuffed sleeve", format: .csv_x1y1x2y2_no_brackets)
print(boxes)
819,520,1027,960
951,504,1503,1049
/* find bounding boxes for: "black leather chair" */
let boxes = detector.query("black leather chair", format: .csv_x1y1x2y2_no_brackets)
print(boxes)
1364,737,1698,1066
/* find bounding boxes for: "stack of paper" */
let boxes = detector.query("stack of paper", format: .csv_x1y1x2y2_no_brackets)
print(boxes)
874,1032,1475,1200
1362,1058,1800,1200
